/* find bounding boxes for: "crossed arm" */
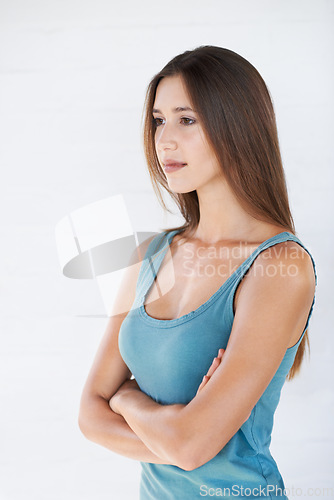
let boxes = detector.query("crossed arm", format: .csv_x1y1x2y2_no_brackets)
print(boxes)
78,310,222,467
79,243,315,471
109,352,227,470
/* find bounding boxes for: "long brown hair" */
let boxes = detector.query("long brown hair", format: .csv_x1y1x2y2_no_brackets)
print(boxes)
142,45,308,380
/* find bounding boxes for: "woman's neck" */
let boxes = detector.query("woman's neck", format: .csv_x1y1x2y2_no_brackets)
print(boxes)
187,182,284,245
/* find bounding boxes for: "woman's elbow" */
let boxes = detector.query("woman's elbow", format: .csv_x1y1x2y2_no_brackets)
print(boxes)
178,446,224,471
173,429,226,471
177,455,202,472
77,393,103,441
171,428,209,471
175,445,207,471
177,420,251,471
77,403,92,440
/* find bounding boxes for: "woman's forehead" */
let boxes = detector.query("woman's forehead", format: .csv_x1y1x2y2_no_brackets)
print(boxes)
153,76,193,112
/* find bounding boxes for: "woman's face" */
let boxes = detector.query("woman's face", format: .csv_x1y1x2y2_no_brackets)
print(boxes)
153,75,223,194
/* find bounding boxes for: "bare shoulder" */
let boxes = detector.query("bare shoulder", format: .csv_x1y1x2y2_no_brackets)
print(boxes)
236,239,316,321
230,240,316,353
252,240,315,291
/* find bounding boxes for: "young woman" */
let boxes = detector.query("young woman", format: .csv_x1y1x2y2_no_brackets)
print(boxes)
78,46,317,499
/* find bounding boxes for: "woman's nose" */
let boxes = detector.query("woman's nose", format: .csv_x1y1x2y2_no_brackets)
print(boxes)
155,124,177,151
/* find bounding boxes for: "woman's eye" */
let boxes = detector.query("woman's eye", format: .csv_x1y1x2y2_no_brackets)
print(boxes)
153,117,164,127
181,117,196,125
152,116,196,127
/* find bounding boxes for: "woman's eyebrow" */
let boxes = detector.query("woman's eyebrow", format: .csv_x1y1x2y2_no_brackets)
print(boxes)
152,106,196,113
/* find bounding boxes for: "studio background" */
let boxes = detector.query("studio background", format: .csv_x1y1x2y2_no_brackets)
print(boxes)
0,1,333,499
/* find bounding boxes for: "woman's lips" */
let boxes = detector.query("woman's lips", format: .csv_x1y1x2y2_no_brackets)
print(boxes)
163,163,187,173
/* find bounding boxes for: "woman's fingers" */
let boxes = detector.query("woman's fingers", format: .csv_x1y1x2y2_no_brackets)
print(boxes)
206,357,221,378
206,349,225,377
196,349,225,395
196,375,210,395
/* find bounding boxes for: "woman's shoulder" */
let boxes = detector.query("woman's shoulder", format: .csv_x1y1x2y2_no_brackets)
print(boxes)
250,238,316,296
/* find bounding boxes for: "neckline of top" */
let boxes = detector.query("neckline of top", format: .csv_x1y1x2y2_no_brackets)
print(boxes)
139,229,296,327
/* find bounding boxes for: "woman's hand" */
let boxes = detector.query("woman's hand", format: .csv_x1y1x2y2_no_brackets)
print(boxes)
196,348,253,421
109,378,140,415
196,348,225,396
109,347,226,415
110,350,226,415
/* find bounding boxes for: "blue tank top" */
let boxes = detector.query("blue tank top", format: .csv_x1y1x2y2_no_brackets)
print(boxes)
118,229,317,499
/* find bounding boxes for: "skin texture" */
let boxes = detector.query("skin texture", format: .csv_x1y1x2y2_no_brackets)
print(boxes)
79,75,316,472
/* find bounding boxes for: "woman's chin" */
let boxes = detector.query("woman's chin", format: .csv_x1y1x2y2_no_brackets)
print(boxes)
166,181,197,194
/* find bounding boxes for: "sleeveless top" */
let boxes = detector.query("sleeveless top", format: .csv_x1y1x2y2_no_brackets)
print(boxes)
118,229,317,500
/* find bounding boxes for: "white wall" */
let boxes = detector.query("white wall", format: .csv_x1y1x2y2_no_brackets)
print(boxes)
0,1,333,499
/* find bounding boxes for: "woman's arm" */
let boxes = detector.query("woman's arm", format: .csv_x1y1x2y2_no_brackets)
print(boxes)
78,236,174,464
110,242,316,471
107,348,225,463
78,313,173,464
79,315,224,464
